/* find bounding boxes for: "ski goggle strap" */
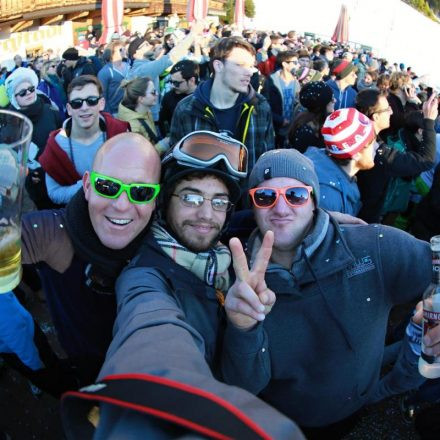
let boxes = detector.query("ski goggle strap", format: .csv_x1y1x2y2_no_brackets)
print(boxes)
172,131,248,178
90,171,160,204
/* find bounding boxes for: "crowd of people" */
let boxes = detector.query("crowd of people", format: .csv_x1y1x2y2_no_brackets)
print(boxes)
1,19,440,440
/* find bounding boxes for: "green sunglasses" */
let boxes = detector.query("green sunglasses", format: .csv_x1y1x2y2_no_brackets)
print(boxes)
90,171,160,204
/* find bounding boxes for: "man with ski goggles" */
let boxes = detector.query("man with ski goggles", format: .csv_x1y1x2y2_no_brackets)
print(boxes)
222,148,440,438
86,131,304,439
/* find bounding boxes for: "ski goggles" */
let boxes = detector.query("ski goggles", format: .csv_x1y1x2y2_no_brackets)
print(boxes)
90,171,160,204
171,131,248,179
249,185,313,209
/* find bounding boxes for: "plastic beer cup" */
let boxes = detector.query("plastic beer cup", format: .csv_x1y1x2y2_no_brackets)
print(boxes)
0,110,32,293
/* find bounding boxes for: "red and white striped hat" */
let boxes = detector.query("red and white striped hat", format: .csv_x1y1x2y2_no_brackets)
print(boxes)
321,108,375,159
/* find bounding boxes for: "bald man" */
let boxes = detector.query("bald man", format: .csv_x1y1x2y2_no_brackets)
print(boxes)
16,133,161,388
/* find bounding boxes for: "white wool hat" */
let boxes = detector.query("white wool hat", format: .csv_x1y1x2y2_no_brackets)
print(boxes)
4,67,38,109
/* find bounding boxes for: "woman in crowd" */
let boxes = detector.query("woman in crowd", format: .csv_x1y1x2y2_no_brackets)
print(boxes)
381,71,421,139
117,77,169,155
5,67,61,209
355,88,437,223
37,59,67,120
288,81,335,153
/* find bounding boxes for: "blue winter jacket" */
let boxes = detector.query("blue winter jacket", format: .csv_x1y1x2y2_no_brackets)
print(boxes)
326,79,357,110
305,146,362,215
0,291,43,370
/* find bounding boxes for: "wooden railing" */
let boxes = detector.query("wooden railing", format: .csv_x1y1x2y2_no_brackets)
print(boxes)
1,0,226,23
1,0,100,21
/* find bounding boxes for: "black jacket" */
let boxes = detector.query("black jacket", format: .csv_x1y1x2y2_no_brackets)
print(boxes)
117,230,227,372
357,119,436,223
412,163,440,241
60,57,97,93
380,92,419,139
10,95,61,154
158,89,188,136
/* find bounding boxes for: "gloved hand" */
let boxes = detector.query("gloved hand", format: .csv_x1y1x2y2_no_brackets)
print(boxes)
0,291,44,370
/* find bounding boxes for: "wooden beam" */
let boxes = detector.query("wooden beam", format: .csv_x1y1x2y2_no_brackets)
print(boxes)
10,20,33,33
40,15,64,26
66,11,90,21
126,7,149,16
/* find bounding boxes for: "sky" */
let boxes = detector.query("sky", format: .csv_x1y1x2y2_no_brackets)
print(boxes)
250,0,439,87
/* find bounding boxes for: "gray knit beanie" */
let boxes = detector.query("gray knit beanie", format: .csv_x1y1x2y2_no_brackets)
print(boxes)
248,149,320,205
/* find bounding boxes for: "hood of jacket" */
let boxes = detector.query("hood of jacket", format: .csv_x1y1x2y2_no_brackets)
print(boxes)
305,147,361,214
192,78,256,114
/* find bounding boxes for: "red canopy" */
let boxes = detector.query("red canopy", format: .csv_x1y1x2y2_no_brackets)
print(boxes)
332,4,349,44
99,0,124,44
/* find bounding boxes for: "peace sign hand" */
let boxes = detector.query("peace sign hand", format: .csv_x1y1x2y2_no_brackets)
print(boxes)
225,231,276,331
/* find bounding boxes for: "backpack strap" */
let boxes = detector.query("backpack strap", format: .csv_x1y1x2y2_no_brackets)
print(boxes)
139,119,160,144
61,373,272,440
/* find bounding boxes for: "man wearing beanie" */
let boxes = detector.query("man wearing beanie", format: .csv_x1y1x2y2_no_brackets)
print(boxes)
304,107,377,215
222,147,436,438
59,47,96,93
326,59,358,110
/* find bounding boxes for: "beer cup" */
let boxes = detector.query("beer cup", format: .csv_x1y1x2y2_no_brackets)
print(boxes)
0,110,32,293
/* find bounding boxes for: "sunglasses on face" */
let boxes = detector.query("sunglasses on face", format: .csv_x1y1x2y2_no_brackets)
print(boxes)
15,86,35,97
170,79,185,87
68,96,102,110
249,185,313,209
90,171,160,204
172,193,233,212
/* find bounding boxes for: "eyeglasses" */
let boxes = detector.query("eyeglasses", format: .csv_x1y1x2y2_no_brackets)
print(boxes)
170,80,185,87
15,86,35,97
171,193,233,212
69,96,102,109
249,186,313,209
90,171,160,204
169,131,248,179
374,106,392,115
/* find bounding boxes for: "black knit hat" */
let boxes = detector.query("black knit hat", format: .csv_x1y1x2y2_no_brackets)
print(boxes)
299,81,333,113
62,47,79,61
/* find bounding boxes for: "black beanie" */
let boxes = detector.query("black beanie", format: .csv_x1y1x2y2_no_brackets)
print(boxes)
62,47,79,61
299,81,333,112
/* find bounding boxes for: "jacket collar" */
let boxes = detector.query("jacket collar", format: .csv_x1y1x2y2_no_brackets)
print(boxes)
248,209,356,286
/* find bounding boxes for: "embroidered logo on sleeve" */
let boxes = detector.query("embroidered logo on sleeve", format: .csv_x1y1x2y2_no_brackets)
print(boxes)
346,256,375,278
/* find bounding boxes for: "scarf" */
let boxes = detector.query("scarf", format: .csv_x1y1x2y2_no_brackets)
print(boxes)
65,189,149,293
151,221,231,292
18,96,43,123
